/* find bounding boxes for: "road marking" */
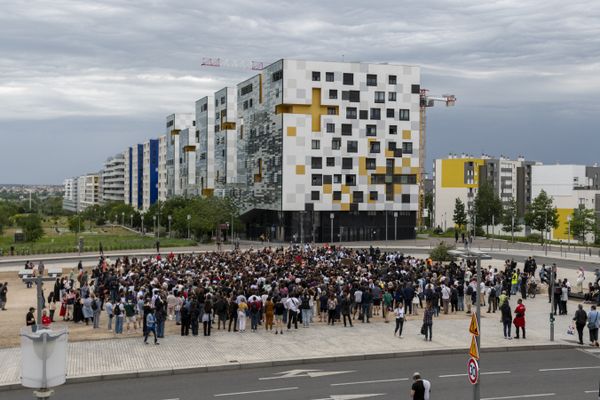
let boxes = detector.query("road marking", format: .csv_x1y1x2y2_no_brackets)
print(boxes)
214,387,299,397
481,394,555,400
312,394,385,400
331,378,408,386
584,390,599,393
439,371,511,378
259,369,354,380
539,366,600,372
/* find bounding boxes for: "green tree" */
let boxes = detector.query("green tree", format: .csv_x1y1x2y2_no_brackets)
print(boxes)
16,214,44,242
501,199,523,233
474,182,503,234
0,202,17,235
524,190,559,243
67,215,83,233
569,207,595,244
453,198,467,231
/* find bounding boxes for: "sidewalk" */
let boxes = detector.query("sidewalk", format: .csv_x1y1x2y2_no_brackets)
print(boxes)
0,291,583,390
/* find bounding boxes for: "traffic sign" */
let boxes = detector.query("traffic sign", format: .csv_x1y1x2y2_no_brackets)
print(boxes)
469,313,479,336
469,335,479,360
467,357,479,385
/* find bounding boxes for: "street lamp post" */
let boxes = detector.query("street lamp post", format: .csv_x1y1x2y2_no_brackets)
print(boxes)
511,215,515,243
394,212,398,241
567,215,572,253
130,214,133,228
544,209,548,256
141,215,145,236
168,215,172,239
550,264,557,341
121,212,125,226
153,215,157,239
300,211,304,244
187,214,191,239
330,213,334,244
491,215,495,251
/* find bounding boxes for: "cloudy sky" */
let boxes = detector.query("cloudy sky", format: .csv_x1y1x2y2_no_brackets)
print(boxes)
1,0,599,184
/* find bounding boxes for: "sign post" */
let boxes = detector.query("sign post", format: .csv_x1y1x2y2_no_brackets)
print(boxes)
468,358,479,385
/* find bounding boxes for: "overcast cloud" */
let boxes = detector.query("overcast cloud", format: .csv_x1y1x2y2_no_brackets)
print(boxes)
1,0,599,184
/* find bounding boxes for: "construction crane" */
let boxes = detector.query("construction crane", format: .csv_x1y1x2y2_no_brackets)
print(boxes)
201,57,265,71
419,90,456,230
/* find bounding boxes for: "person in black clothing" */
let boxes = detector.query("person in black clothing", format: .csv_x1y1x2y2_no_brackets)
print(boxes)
203,299,213,336
573,304,588,345
228,296,238,332
361,289,372,323
26,307,36,330
180,300,190,336
340,293,353,327
410,372,430,400
190,299,200,336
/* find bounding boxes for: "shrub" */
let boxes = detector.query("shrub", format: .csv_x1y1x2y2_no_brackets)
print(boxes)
429,242,456,262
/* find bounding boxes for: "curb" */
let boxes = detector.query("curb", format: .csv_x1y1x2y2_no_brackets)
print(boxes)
0,343,576,392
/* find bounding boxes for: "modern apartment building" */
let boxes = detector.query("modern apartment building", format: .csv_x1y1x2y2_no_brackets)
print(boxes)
62,178,78,212
165,113,195,198
123,147,133,206
76,173,100,211
100,153,125,203
178,128,197,198
158,135,168,202
142,139,159,211
131,144,143,210
195,96,215,196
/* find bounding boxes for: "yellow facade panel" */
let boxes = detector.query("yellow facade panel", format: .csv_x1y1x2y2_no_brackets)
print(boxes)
287,127,297,136
296,165,305,175
341,203,350,211
341,185,350,194
358,157,367,176
402,158,411,167
323,184,332,194
553,208,574,240
440,158,484,188
402,130,412,140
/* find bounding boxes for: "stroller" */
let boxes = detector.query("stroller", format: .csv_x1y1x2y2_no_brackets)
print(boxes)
527,278,538,298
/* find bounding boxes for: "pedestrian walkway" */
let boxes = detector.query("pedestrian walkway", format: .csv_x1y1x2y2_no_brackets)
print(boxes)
0,292,582,389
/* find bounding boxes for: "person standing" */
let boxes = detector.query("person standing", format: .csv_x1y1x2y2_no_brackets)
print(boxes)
394,302,405,337
26,307,36,330
114,300,124,334
274,296,285,334
573,304,588,345
588,305,600,347
105,299,114,331
227,296,238,332
202,298,213,336
0,282,8,310
500,298,512,340
422,303,433,341
41,309,51,328
441,284,451,314
340,293,353,327
91,294,101,329
264,296,274,331
144,309,159,345
327,293,338,325
237,299,248,332
410,372,431,400
513,298,526,339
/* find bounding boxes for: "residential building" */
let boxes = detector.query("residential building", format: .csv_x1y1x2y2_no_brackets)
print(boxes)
76,173,100,211
100,153,125,203
131,144,143,210
62,178,78,212
165,113,195,198
158,135,168,202
178,128,197,198
195,95,215,196
142,139,159,211
123,147,133,207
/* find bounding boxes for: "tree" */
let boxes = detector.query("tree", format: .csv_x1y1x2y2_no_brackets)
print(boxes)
501,199,523,233
424,192,433,229
524,190,559,243
16,214,44,242
68,215,83,233
569,207,595,244
453,198,467,231
474,182,503,234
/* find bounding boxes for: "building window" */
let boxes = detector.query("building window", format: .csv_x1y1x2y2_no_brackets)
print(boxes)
345,174,356,186
370,108,381,120
333,191,342,200
366,74,377,86
332,137,341,150
343,73,354,85
341,124,352,135
329,89,338,99
243,100,248,110
402,194,411,203
389,75,397,84
370,191,378,201
324,175,332,184
402,142,413,154
312,139,320,150
411,84,420,94
374,91,385,103
347,140,358,153
369,141,380,153
389,125,397,135
311,191,320,200
326,157,335,167
353,191,364,203
349,91,360,102
327,107,337,115
333,174,342,184
326,123,335,133
241,84,253,95
346,107,357,119
399,109,410,121
272,70,283,81
326,72,334,82
249,98,253,108
221,96,226,104
359,110,368,120
311,174,323,186
388,92,397,101
312,71,321,81
366,125,377,136
311,157,322,169
366,158,376,170
342,158,353,169
386,108,395,118
388,142,397,151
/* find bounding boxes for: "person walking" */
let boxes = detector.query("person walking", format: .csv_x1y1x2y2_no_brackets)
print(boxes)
513,298,526,339
500,298,512,340
144,309,159,345
422,303,433,341
394,302,405,337
573,304,588,345
588,305,600,347
0,282,8,310
410,372,431,400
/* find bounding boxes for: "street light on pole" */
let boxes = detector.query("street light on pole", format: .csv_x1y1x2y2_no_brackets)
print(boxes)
567,215,572,252
385,211,388,241
141,215,144,236
544,209,548,256
168,215,172,239
511,215,515,243
130,214,133,228
121,212,125,226
153,215,157,239
187,214,191,240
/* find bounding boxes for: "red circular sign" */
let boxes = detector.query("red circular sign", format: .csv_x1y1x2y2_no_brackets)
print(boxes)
467,358,479,384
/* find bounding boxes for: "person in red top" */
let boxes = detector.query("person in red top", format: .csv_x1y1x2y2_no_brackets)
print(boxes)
41,309,51,328
513,298,526,339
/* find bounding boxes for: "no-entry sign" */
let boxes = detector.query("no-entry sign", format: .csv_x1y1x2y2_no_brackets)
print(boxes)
467,357,479,385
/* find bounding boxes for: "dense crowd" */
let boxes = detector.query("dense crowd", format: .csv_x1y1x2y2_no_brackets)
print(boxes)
17,245,600,345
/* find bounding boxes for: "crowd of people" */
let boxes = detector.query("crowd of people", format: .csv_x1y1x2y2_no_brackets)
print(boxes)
17,245,600,346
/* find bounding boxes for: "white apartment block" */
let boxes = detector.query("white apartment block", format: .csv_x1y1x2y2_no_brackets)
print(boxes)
100,153,125,203
76,173,100,211
158,135,168,202
131,144,143,210
195,96,215,196
123,147,132,207
178,128,197,198
165,113,195,198
62,178,78,212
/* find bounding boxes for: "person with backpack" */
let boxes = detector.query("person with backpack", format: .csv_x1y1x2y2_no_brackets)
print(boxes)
144,309,159,345
500,298,512,340
327,293,338,325
202,298,213,336
114,300,124,334
300,291,311,328
249,296,261,332
487,283,497,313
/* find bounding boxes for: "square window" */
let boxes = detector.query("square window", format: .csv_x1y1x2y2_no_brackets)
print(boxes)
312,71,321,81
347,140,358,153
389,125,397,135
386,108,395,118
326,157,335,167
370,191,378,201
333,191,342,201
366,158,376,170
311,174,322,186
326,72,334,82
312,139,320,150
249,98,253,107
374,91,385,103
349,91,360,102
388,141,397,151
311,191,320,200
329,89,338,99
370,108,381,120
332,138,342,149
411,84,420,94
359,110,368,120
333,174,342,184
345,174,356,186
402,142,413,154
399,109,410,121
327,107,337,115
402,194,411,203
342,157,353,169
341,124,353,135
343,73,354,85
326,123,335,133
353,191,364,203
366,125,377,136
324,175,332,184
366,74,377,86
346,107,357,119
389,75,397,84
369,141,380,153
311,157,322,169
388,92,397,101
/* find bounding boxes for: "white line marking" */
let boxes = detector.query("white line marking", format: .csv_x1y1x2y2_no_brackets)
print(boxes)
481,394,555,400
584,390,598,393
214,387,299,397
439,371,511,378
539,366,600,372
331,378,408,386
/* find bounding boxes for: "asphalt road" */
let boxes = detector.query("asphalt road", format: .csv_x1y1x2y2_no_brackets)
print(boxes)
5,348,599,400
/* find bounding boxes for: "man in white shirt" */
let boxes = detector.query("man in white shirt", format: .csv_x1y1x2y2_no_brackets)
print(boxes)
286,294,299,329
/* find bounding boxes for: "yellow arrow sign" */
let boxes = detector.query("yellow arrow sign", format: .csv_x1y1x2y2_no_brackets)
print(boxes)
469,313,480,336
469,335,480,360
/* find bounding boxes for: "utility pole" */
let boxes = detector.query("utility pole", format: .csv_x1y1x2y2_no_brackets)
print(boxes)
511,215,515,244
545,209,548,256
550,263,556,341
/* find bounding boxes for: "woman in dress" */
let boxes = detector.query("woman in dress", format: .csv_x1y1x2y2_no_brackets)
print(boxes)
513,298,526,339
